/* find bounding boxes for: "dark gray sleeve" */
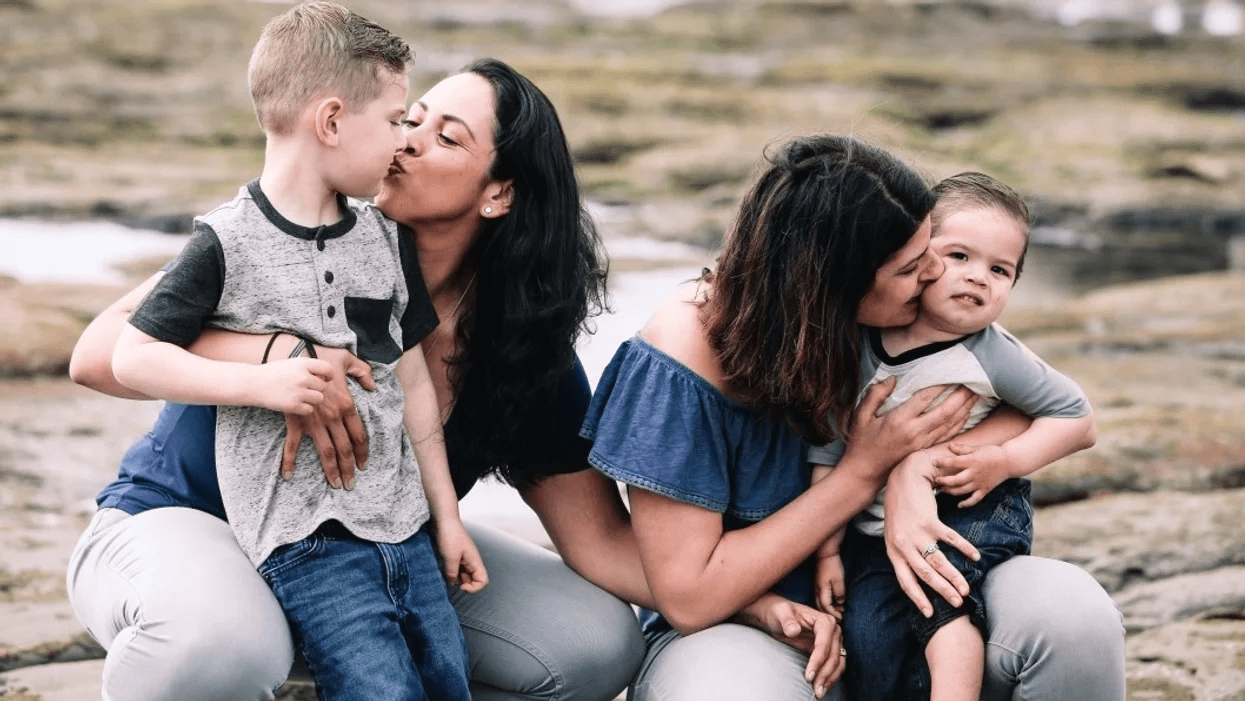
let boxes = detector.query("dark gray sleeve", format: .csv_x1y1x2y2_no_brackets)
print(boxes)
128,221,226,347
970,324,1091,419
395,222,439,350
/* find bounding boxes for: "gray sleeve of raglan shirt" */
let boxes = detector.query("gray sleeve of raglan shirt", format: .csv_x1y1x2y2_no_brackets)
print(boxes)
967,323,1091,419
128,221,226,348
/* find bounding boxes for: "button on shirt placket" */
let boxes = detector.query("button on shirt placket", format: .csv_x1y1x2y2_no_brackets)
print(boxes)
314,229,338,327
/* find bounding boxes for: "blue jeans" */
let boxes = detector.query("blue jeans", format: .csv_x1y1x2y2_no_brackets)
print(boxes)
259,521,470,701
841,478,1033,701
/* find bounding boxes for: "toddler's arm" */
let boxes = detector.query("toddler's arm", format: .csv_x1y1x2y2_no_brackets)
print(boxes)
935,411,1095,507
810,464,848,616
398,346,487,593
112,322,331,414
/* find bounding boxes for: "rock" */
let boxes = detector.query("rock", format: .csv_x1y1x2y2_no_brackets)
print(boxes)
0,633,104,675
0,602,91,663
0,283,122,377
1033,489,1245,593
1115,567,1245,634
0,659,104,701
1127,618,1245,701
1004,272,1245,502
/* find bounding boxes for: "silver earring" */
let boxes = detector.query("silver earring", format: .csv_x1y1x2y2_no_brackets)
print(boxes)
484,207,493,215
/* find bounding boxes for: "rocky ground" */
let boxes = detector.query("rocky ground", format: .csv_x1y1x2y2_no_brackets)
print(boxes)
3,267,1244,701
2,0,1244,699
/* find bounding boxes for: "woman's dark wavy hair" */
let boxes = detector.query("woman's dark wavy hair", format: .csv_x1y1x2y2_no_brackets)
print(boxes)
449,58,608,487
701,133,934,445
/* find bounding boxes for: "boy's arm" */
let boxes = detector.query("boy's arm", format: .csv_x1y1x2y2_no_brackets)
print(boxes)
810,463,848,615
935,325,1097,504
1001,412,1096,478
112,322,330,415
935,412,1095,506
397,347,487,592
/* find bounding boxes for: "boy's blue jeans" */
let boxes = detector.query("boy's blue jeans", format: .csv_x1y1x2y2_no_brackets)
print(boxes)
841,478,1033,701
259,521,470,701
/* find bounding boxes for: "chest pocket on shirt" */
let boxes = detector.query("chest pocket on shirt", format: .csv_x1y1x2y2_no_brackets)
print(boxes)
345,296,401,364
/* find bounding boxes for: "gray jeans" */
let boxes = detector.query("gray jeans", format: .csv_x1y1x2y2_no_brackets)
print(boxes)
67,507,645,701
631,556,1126,701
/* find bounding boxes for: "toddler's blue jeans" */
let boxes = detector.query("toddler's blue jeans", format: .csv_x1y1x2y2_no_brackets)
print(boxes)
842,478,1033,701
259,521,470,701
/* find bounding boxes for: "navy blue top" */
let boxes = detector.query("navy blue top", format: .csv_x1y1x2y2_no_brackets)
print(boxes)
580,337,814,633
96,357,595,515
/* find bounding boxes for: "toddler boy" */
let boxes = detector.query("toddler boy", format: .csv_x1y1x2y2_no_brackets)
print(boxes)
111,4,483,699
808,172,1096,701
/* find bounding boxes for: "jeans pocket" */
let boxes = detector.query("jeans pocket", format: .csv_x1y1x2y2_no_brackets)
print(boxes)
992,479,1033,539
259,535,321,583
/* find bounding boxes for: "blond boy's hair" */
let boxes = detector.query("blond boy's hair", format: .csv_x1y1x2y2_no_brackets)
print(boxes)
932,171,1032,281
248,2,412,135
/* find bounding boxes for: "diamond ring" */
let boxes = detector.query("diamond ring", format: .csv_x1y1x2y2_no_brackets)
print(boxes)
920,543,940,559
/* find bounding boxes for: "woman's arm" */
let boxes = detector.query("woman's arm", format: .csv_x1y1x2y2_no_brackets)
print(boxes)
625,292,976,635
521,469,656,609
69,272,164,398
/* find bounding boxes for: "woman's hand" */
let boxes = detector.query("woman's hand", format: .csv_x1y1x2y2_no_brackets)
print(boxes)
735,593,845,699
280,344,375,490
882,451,979,617
840,378,976,484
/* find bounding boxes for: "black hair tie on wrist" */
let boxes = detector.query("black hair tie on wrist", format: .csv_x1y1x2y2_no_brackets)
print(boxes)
261,331,283,364
289,336,318,359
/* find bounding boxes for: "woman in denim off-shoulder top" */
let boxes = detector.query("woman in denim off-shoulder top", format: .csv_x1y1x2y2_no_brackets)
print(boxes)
580,134,1125,701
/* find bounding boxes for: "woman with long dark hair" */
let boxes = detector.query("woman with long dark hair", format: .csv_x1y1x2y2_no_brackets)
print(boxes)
582,134,1126,700
66,58,647,701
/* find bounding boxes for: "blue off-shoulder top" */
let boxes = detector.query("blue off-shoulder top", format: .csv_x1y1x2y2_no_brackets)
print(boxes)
580,337,814,633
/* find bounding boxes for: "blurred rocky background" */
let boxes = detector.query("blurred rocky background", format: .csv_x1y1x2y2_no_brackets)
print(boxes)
1,0,1244,699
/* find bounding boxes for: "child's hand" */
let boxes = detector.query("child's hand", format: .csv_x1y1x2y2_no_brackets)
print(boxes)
253,358,333,414
933,443,1010,508
814,551,846,618
434,520,488,594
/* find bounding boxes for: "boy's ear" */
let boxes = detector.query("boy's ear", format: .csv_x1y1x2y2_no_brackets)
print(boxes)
480,179,514,219
313,97,346,147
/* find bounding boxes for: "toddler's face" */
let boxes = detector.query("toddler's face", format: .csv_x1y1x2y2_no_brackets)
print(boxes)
332,72,409,198
918,207,1026,336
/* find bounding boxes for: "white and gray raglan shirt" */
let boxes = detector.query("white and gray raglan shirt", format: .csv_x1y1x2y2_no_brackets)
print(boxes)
129,180,439,566
808,324,1091,536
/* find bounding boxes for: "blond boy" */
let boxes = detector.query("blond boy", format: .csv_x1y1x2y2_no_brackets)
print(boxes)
112,4,481,699
808,173,1096,701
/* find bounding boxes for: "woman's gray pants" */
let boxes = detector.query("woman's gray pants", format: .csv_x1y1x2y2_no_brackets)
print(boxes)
67,507,644,701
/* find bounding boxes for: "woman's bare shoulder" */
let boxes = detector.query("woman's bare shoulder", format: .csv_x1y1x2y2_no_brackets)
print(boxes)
639,280,728,392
